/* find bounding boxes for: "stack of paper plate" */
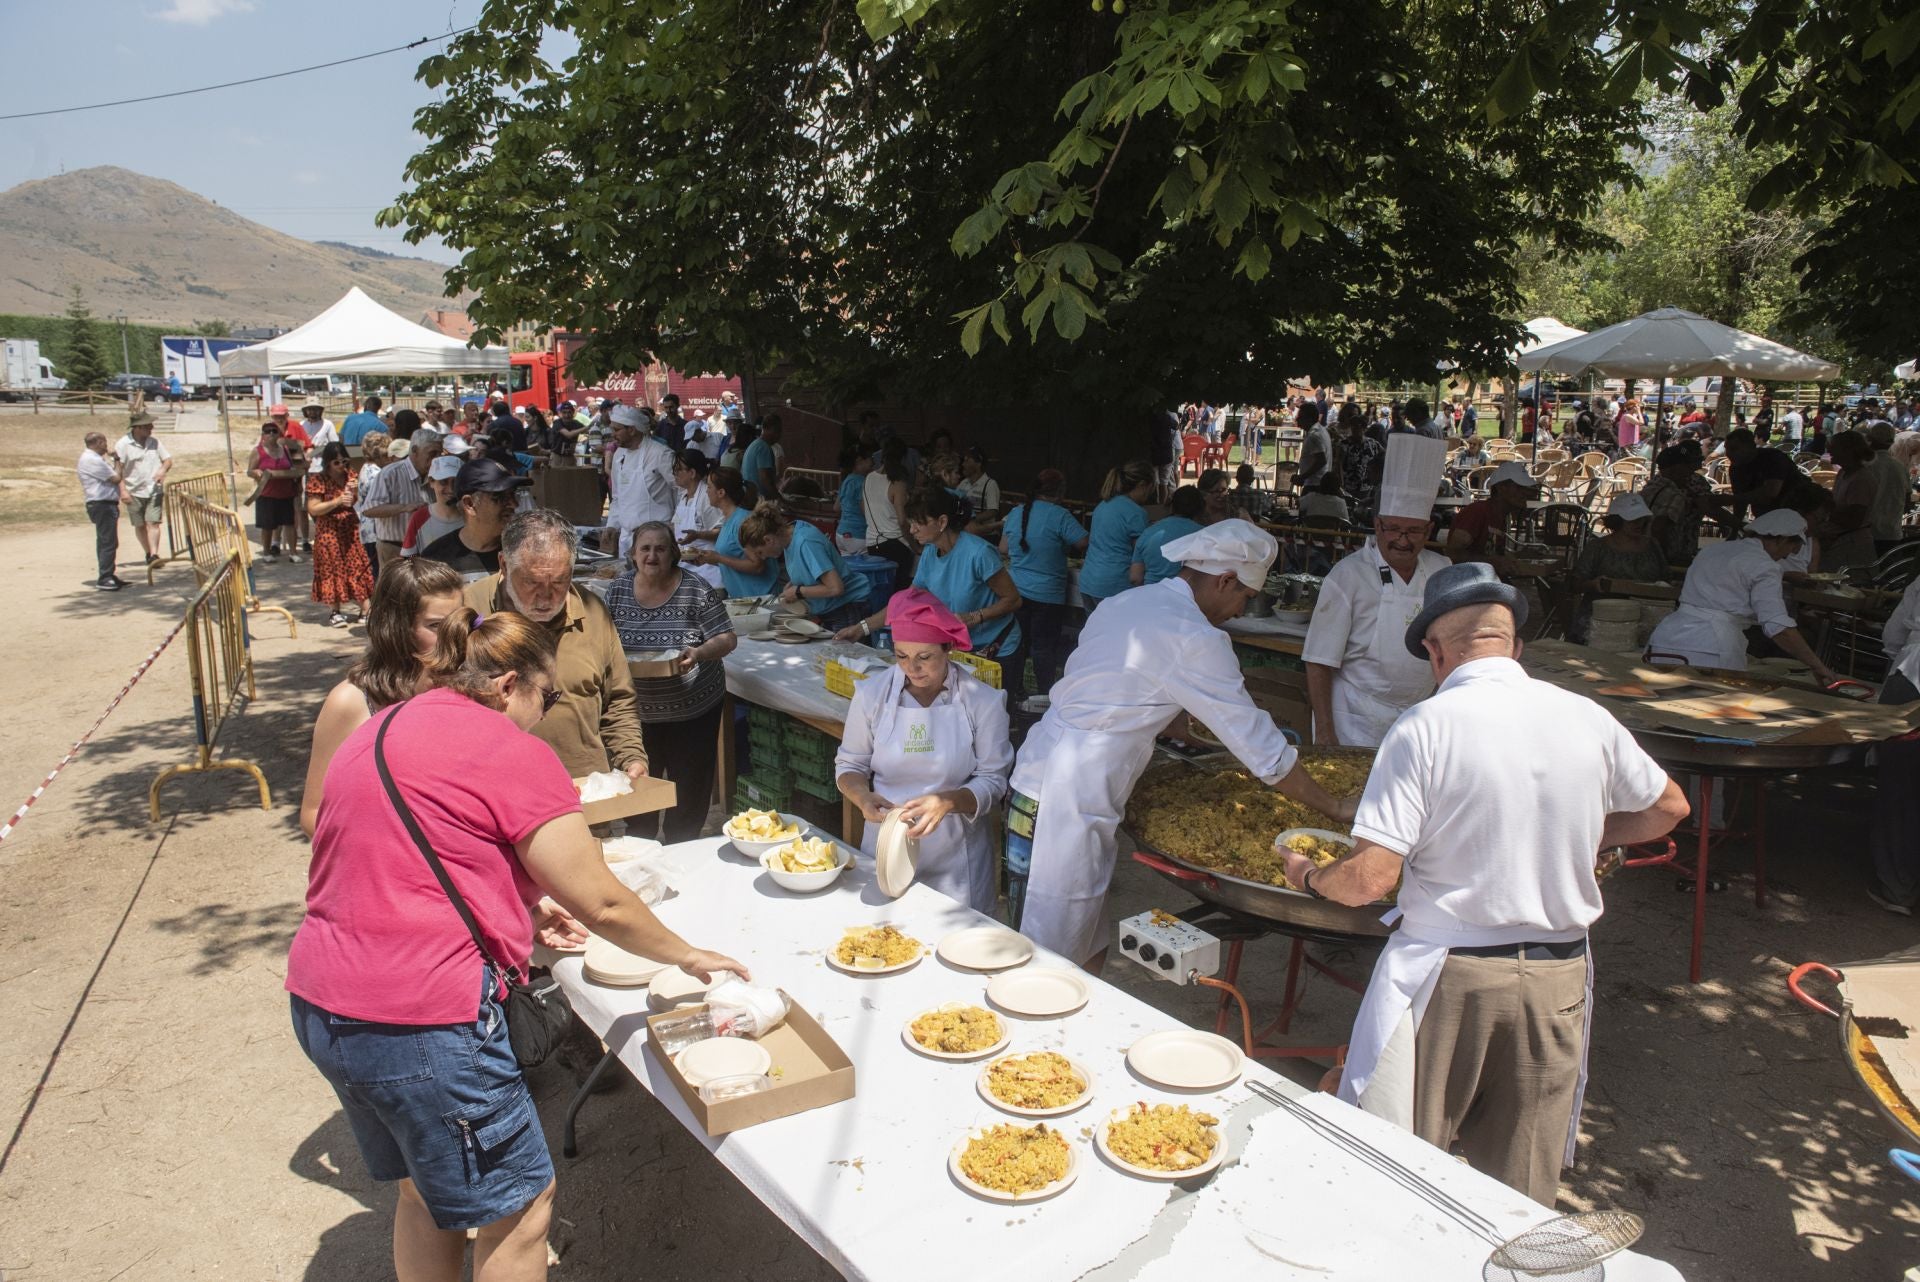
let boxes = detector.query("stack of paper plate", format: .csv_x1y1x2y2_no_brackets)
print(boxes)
647,965,714,1010
674,1036,772,1088
875,810,919,898
582,935,669,988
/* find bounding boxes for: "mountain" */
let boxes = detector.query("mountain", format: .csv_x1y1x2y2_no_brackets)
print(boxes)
0,167,460,327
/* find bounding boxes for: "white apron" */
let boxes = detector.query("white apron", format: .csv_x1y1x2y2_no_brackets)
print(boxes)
1329,571,1435,747
1342,923,1596,1168
1016,718,1162,964
858,692,996,914
1645,603,1748,670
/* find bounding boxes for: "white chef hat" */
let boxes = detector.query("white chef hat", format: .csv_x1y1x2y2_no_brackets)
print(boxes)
1747,509,1807,538
1377,434,1447,520
1160,519,1279,590
609,403,644,429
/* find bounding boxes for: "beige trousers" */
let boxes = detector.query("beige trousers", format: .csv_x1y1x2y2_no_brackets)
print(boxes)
1413,951,1588,1206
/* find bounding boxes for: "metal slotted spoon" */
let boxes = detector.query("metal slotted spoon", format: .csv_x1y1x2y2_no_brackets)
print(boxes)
1246,1081,1643,1280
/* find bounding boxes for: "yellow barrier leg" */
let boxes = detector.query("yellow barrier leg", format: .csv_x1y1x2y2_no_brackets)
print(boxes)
148,758,273,822
246,599,298,640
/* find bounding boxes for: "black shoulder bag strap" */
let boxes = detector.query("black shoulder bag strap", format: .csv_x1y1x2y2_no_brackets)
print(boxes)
373,703,518,985
373,702,574,1067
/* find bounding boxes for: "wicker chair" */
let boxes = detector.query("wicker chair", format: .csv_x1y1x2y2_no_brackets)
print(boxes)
1574,450,1609,476
1609,457,1651,488
1465,464,1499,493
1537,447,1571,464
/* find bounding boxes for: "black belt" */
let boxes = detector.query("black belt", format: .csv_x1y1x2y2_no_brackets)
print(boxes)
1450,938,1588,961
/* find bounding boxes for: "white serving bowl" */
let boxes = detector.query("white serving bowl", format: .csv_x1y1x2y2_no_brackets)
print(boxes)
760,841,853,893
731,609,774,636
724,812,805,858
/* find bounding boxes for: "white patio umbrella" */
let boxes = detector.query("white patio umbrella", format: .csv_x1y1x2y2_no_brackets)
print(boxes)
1516,306,1841,381
1897,358,1917,381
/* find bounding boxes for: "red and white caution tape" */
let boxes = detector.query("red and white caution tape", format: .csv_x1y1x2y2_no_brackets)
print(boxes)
0,613,191,847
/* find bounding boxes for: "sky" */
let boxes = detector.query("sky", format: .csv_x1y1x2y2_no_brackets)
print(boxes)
0,0,503,265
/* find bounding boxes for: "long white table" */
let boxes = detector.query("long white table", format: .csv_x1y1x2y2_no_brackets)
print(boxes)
553,837,1684,1281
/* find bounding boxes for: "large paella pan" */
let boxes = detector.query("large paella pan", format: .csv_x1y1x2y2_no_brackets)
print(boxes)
1122,749,1394,940
1789,951,1920,1147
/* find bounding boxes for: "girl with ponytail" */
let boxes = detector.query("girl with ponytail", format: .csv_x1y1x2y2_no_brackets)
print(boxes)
1082,460,1156,609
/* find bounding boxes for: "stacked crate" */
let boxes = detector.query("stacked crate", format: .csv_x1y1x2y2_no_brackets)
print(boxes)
785,721,840,805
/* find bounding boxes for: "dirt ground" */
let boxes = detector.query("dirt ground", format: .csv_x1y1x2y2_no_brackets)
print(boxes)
0,413,1916,1279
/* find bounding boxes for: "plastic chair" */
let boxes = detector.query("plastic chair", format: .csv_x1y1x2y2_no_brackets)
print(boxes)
1465,464,1498,493
1179,435,1208,478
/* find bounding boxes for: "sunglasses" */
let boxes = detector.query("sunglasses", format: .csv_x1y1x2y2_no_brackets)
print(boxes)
532,680,563,714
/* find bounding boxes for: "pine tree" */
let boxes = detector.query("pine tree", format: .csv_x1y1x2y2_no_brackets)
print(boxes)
62,287,111,390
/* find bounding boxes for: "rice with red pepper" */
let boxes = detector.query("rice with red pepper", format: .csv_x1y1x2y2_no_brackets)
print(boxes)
1105,1103,1219,1171
958,1123,1071,1193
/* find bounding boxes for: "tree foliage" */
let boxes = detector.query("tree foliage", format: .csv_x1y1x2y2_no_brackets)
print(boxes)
382,0,1646,409
61,287,112,391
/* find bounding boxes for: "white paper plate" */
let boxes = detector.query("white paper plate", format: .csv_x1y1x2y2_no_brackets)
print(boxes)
647,965,714,1009
582,935,669,987
1095,1105,1228,1181
975,1052,1096,1117
985,968,1090,1018
947,1126,1080,1203
874,810,919,899
1274,828,1355,857
937,926,1034,972
900,1005,1011,1061
673,1036,772,1088
1125,1029,1244,1090
779,617,825,636
824,926,926,975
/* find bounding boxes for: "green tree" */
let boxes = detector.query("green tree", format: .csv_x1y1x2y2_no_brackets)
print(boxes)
191,319,232,338
61,287,111,390
381,0,1650,417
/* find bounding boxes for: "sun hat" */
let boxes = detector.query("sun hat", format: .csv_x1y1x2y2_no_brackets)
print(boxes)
1747,509,1807,538
1488,461,1542,490
1158,518,1280,590
885,588,972,648
128,409,156,429
386,437,412,459
1606,493,1652,523
428,455,463,481
1404,561,1529,658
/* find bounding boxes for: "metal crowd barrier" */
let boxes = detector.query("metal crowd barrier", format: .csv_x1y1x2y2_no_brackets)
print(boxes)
162,488,298,638
148,553,272,821
152,469,237,582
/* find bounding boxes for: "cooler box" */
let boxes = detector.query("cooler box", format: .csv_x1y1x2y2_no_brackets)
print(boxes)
843,554,897,617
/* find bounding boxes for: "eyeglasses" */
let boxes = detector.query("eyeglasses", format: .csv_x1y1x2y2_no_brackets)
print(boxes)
532,681,563,714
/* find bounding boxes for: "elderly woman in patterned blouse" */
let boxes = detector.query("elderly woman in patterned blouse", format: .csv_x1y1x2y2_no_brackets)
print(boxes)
602,520,738,842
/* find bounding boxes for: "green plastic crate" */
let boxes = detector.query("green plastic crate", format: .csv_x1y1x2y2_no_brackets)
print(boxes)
785,732,836,768
791,773,839,804
735,775,792,812
746,703,784,731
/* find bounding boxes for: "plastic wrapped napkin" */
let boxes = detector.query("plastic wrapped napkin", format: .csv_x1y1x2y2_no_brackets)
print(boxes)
706,978,790,1038
577,771,634,803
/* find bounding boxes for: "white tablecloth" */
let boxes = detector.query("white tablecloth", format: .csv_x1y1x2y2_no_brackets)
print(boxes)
723,638,891,728
554,837,1684,1282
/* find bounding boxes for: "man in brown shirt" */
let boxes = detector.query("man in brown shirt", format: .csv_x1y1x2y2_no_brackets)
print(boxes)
464,509,648,779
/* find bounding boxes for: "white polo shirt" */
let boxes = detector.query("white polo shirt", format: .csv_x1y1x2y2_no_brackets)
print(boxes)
1351,656,1668,946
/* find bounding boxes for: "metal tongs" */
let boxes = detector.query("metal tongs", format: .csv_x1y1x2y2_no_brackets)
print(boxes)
1246,1079,1644,1279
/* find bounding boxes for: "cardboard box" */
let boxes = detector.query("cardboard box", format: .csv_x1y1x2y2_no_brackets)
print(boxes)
574,774,677,827
645,996,855,1135
533,462,607,526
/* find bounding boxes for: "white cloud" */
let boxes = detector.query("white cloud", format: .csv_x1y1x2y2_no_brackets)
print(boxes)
153,0,256,25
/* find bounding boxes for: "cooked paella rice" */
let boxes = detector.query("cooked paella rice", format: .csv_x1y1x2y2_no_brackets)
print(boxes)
771,836,839,873
1125,756,1371,890
909,1005,1002,1053
958,1123,1072,1193
1105,1102,1219,1171
984,1052,1089,1110
834,924,922,968
728,808,799,841
1282,833,1352,865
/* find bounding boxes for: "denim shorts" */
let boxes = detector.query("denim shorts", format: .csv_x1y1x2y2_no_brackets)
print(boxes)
289,970,554,1230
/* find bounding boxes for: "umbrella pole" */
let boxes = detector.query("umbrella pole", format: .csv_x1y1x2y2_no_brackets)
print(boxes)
218,378,236,507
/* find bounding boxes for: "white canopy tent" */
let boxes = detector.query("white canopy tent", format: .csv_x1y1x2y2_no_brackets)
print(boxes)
216,287,507,377
1517,306,1840,381
1897,358,1917,381
1516,316,1587,359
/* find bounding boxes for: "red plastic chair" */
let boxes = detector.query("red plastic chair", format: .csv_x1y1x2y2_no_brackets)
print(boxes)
1179,435,1208,477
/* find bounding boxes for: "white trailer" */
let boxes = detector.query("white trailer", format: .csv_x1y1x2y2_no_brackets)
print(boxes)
0,338,66,398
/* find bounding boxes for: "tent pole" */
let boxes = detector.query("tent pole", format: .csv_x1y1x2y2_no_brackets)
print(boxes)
219,378,235,506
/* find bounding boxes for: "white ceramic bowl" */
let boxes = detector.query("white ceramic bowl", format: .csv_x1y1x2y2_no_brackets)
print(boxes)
730,609,774,636
760,841,853,893
724,812,805,859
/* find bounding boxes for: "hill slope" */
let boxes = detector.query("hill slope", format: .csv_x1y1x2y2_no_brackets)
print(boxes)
0,167,457,326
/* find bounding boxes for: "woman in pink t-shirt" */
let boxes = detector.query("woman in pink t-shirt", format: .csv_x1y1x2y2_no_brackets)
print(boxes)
288,608,747,1276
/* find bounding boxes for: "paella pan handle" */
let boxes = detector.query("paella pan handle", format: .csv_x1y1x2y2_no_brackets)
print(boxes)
1787,962,1842,1019
1890,1150,1920,1185
1131,848,1218,889
1823,678,1875,701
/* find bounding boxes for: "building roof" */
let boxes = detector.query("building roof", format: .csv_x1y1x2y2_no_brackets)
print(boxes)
418,309,476,341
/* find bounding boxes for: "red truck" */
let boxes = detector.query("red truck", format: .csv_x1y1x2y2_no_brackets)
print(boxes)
507,333,742,418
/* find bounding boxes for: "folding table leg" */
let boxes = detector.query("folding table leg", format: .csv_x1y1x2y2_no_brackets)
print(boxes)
562,1047,619,1159
1690,775,1714,985
1276,937,1306,1035
1753,781,1768,908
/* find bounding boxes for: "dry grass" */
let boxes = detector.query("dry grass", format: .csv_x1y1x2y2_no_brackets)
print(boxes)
0,409,235,528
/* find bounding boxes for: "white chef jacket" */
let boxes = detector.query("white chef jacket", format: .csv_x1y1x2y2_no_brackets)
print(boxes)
1012,578,1297,962
608,435,677,530
1302,542,1449,746
674,484,725,587
1645,538,1794,670
1883,576,1920,691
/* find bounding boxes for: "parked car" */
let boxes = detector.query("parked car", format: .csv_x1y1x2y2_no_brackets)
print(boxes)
105,373,170,398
